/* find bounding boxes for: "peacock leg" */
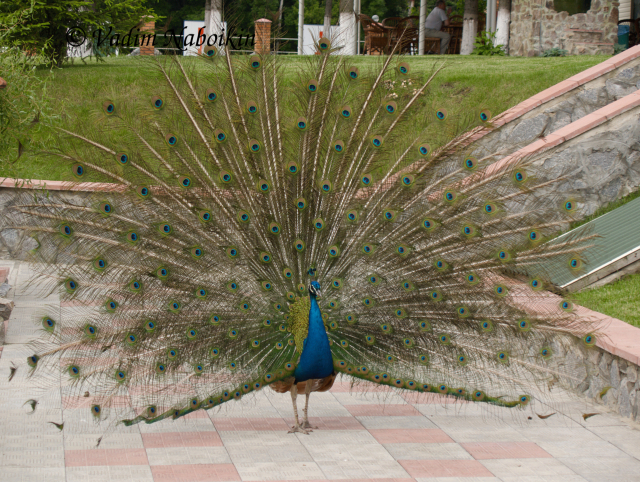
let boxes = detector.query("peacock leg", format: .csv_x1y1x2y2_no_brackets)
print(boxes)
301,381,318,430
287,383,310,434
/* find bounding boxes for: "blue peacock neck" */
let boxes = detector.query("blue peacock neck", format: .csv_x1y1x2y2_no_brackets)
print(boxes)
293,291,334,382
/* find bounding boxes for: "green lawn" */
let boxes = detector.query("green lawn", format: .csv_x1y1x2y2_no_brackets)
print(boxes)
574,274,640,327
2,54,607,181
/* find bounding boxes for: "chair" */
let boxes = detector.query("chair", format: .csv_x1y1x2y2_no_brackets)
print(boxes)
383,17,416,54
449,14,463,24
359,14,388,55
424,37,441,54
618,19,639,48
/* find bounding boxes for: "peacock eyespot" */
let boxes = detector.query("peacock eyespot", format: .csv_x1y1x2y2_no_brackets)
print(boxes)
436,108,447,120
43,317,55,331
103,100,115,114
464,157,477,170
72,164,85,177
249,139,261,152
372,136,383,148
334,140,344,152
206,88,218,102
137,186,150,198
418,143,430,156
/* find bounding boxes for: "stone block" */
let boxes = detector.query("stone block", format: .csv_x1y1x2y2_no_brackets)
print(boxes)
605,78,638,99
611,359,621,388
619,377,632,417
627,365,637,383
0,297,14,321
508,114,549,144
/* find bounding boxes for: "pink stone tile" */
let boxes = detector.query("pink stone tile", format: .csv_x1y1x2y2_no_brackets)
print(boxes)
529,80,579,104
283,416,365,430
599,95,640,119
399,460,494,478
570,63,615,84
151,463,241,482
552,112,605,141
330,380,395,393
142,432,223,448
65,449,148,467
462,442,552,460
542,133,566,148
516,139,548,155
370,428,454,444
402,392,464,405
605,44,640,67
0,267,9,284
212,417,290,431
344,404,422,417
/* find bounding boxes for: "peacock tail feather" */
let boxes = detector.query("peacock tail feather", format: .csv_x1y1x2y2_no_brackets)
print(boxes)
4,39,598,429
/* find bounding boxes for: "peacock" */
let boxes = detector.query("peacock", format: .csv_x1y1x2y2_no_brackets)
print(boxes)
4,37,599,436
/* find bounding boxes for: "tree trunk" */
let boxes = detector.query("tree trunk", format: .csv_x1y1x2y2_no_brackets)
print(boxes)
324,0,332,37
495,0,511,53
338,0,356,54
204,0,211,38
460,0,478,55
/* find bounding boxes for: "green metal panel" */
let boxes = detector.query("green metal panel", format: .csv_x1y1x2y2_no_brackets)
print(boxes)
547,197,640,288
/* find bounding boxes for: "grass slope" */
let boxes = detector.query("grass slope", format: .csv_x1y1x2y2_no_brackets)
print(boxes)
574,274,640,327
1,54,606,181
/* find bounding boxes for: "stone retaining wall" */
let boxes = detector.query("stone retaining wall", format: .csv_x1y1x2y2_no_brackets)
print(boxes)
509,0,618,56
563,341,640,419
471,59,640,216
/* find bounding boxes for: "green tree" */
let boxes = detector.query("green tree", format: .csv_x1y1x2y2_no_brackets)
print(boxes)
0,0,156,66
0,10,51,174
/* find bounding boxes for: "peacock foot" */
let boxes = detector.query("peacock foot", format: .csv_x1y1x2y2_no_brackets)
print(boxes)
288,423,311,435
301,420,318,430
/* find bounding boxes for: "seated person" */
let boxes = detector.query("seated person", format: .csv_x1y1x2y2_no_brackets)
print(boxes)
424,0,450,55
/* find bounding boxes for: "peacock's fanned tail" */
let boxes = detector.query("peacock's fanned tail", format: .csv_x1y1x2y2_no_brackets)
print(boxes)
5,40,598,428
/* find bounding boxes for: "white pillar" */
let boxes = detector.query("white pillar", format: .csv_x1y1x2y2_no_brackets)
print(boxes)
298,0,305,54
355,0,361,54
418,0,427,55
460,0,478,55
338,0,356,55
205,0,223,52
495,0,511,50
324,0,332,37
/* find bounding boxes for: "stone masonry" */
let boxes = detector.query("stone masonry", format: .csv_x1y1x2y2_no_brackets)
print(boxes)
470,60,640,215
509,0,618,56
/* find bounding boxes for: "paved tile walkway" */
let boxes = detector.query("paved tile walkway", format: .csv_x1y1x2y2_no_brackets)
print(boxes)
2,260,640,482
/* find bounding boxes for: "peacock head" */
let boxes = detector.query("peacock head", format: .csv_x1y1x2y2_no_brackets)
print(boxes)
309,280,321,298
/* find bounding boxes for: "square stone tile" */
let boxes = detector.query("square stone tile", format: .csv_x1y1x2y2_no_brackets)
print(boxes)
461,442,552,459
480,458,579,478
150,464,241,482
384,443,474,460
369,428,453,443
66,465,153,482
400,459,494,478
226,444,313,464
357,416,437,430
232,461,325,481
558,454,640,481
217,430,305,447
316,458,412,479
146,446,231,465
0,467,66,482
